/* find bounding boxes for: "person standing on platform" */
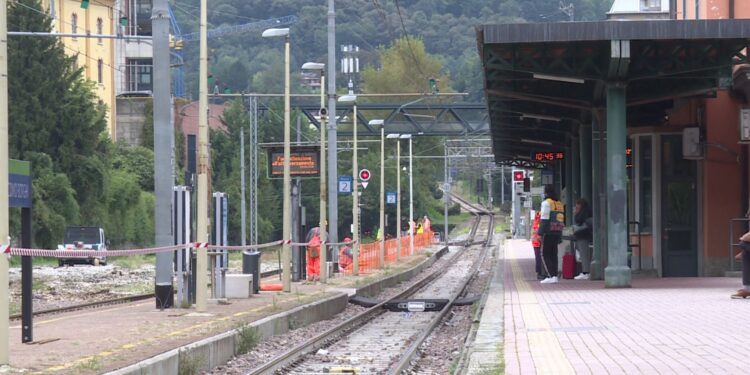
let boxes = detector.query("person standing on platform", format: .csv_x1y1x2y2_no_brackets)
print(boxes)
423,215,431,232
573,198,593,280
531,211,544,280
305,227,322,281
538,185,565,284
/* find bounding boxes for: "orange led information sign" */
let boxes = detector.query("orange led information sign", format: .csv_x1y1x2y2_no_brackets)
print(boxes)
532,152,565,162
267,146,320,177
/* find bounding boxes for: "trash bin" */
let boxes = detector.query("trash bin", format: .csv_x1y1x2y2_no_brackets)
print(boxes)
243,251,261,294
155,282,174,309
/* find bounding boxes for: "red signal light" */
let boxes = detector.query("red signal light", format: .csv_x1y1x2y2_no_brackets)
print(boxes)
513,171,524,181
359,169,371,181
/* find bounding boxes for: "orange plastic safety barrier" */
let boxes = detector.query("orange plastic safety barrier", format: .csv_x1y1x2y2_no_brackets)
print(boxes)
339,231,434,275
260,283,283,291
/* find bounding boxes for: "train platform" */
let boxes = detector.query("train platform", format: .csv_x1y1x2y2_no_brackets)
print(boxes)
6,246,443,374
476,239,750,375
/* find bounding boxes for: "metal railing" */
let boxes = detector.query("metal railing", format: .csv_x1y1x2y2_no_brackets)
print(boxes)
728,218,750,272
628,221,642,271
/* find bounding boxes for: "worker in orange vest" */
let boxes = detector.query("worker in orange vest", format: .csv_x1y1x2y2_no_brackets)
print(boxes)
306,227,322,281
423,215,431,232
339,237,353,272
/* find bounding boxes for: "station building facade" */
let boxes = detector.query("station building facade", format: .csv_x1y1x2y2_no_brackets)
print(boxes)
478,0,750,285
625,1,750,276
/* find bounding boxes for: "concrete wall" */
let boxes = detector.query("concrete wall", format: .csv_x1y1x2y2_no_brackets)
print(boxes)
107,293,349,375
116,97,151,146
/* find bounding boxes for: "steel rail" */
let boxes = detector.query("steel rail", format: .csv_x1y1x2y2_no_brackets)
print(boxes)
391,215,494,374
245,246,454,375
11,268,282,320
249,216,486,375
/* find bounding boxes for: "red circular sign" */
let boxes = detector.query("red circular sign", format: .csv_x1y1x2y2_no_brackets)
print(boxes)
513,171,524,181
359,169,371,181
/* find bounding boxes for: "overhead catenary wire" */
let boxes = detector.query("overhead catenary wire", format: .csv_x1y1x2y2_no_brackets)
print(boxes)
8,21,125,74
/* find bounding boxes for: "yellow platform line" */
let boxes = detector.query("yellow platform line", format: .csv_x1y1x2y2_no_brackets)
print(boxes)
510,258,574,375
38,291,325,374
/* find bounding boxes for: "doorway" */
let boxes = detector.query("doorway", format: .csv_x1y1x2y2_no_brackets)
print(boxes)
661,134,698,277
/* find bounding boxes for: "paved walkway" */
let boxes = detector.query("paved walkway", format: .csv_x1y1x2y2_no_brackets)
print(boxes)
503,239,750,375
8,250,434,374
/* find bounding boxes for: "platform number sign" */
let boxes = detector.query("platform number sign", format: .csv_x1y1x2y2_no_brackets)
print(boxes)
386,191,397,205
338,175,353,194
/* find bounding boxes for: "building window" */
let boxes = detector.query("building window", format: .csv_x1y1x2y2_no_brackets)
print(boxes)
97,18,103,44
97,59,103,84
125,58,153,92
134,0,153,36
71,13,78,37
640,0,661,11
639,136,653,232
72,56,78,71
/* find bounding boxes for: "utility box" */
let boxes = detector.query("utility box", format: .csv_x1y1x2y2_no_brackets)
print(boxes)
226,274,253,299
682,127,703,160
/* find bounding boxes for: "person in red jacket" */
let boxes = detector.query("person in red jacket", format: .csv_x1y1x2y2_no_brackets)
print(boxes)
531,212,544,280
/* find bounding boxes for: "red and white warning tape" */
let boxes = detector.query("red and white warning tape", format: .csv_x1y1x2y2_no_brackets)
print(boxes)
6,237,362,258
206,240,284,251
7,244,185,258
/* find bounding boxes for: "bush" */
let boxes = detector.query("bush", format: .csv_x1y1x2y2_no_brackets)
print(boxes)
448,203,461,215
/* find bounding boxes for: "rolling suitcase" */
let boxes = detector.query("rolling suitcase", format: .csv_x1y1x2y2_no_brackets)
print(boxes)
562,252,575,279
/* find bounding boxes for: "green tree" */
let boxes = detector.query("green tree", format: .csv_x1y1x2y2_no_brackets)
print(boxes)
361,37,450,97
7,1,155,248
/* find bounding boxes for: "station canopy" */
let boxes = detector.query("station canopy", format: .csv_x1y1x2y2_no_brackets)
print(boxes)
476,19,750,166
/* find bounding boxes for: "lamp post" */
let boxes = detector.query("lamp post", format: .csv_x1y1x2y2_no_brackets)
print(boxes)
338,94,359,275
0,0,10,361
387,133,402,259
195,0,209,312
369,119,385,268
302,62,327,282
401,134,414,255
262,27,292,292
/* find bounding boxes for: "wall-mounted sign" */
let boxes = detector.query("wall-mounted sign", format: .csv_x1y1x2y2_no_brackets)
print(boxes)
532,152,565,162
741,108,750,142
541,169,554,185
266,146,320,178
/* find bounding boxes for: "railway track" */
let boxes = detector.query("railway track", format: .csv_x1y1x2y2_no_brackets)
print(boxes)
248,214,495,375
11,268,282,320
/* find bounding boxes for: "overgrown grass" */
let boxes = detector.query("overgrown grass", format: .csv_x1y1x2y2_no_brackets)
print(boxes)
111,254,155,270
9,301,20,315
236,325,261,355
32,278,47,293
178,349,204,375
10,256,58,268
227,247,281,269
72,357,101,373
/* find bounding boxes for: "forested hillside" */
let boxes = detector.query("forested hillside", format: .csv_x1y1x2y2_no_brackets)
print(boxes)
172,0,614,100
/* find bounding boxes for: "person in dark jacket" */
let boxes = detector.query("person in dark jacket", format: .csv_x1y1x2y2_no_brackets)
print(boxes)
573,198,593,280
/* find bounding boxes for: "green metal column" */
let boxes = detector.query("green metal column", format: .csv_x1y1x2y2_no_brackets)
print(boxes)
580,123,592,203
565,143,574,225
604,83,632,288
590,114,603,280
572,133,581,204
